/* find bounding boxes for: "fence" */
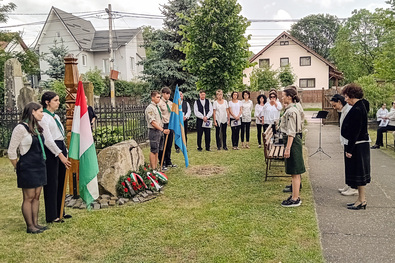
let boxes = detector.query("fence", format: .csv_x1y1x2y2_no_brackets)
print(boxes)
0,103,148,150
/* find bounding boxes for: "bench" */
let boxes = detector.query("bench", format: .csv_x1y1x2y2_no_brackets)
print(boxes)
384,130,395,149
262,124,288,181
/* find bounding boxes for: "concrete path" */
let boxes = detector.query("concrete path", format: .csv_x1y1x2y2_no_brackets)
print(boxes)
305,111,395,263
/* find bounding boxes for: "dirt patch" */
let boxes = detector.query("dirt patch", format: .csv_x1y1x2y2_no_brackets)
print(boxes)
186,165,226,177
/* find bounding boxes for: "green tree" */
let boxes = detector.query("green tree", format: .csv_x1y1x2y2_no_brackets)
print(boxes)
356,75,395,117
331,9,387,83
278,64,296,87
140,0,198,102
41,40,68,80
249,65,279,91
289,14,340,60
179,0,251,96
0,2,16,23
83,68,106,95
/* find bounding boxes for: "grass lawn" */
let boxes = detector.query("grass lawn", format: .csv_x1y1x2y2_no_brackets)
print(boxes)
369,128,395,159
0,128,323,263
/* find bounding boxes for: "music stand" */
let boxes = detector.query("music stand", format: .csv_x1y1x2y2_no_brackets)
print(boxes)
310,110,331,158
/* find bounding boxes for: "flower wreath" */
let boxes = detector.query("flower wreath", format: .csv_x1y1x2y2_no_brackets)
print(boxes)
116,163,169,198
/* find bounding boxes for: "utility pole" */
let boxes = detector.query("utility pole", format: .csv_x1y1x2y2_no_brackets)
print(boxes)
105,4,115,107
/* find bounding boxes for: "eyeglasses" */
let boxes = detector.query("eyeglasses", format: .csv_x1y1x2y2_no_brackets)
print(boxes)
270,96,276,98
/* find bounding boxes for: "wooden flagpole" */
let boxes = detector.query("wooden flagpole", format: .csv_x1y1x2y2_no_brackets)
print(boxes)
160,133,169,172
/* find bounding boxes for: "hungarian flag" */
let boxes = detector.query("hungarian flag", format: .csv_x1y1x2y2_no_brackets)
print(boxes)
68,81,99,206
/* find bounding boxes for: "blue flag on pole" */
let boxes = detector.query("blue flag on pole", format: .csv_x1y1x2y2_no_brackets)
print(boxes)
168,85,189,167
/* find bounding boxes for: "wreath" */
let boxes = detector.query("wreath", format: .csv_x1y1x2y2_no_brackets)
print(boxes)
116,163,168,198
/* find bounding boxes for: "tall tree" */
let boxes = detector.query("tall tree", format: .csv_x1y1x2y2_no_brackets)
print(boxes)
289,14,340,60
331,9,387,83
249,65,279,91
140,0,198,101
278,64,296,88
41,40,68,80
0,2,16,23
179,0,251,96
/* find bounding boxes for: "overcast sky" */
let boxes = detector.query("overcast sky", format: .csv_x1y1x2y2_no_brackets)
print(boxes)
1,0,390,53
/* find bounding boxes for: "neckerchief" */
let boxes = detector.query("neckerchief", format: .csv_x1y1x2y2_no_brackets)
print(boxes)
35,128,47,160
44,108,65,137
165,100,171,113
155,104,162,119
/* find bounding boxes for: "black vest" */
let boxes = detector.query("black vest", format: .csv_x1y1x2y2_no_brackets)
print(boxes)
196,99,210,116
182,100,188,114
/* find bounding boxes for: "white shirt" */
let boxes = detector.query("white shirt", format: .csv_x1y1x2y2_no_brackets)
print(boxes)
387,108,395,126
213,100,229,124
182,100,191,119
264,102,282,124
193,99,213,119
376,108,388,121
38,112,64,156
254,104,267,124
241,99,253,122
8,124,34,160
340,104,352,145
228,100,242,119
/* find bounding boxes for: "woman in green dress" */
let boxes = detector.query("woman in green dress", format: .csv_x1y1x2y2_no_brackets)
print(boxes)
280,88,305,207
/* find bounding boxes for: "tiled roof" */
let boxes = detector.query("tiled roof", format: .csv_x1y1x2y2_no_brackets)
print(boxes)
91,29,140,51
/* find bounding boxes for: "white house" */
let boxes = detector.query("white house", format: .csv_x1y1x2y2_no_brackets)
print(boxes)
244,31,343,90
35,7,145,81
0,35,28,54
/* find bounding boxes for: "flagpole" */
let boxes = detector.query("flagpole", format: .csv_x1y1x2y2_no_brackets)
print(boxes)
160,133,169,172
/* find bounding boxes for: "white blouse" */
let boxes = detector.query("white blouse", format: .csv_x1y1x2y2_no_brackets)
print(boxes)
376,108,388,121
8,124,34,160
241,100,253,122
264,102,282,124
228,100,242,119
213,100,229,124
38,112,64,157
340,104,352,145
254,104,267,124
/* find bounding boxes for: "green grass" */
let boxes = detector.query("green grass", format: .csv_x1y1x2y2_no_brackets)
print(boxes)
303,108,322,111
0,128,323,263
369,128,395,159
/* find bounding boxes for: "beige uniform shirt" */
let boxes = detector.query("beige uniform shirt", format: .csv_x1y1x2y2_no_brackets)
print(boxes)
145,102,163,129
158,98,172,124
280,103,302,137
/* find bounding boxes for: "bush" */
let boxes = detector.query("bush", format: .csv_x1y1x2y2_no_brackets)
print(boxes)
356,75,395,118
83,68,106,95
103,77,149,97
41,79,67,109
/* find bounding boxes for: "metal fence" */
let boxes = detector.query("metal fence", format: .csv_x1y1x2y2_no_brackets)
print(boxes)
0,103,148,150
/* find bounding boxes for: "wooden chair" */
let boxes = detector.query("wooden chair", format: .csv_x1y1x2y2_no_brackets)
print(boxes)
262,125,288,181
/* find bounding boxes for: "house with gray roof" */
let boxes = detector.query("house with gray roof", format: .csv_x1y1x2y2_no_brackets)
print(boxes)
35,7,145,81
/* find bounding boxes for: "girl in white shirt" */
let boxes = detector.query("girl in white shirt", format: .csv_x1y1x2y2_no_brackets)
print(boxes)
8,102,47,234
254,94,267,148
264,91,282,134
213,89,229,150
228,91,243,150
241,90,253,148
39,91,71,223
376,103,388,126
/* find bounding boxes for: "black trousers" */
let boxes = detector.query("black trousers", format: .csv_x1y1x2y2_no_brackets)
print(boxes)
196,118,211,150
43,140,67,223
257,124,263,145
241,121,251,142
230,119,241,147
375,125,395,146
175,120,188,150
159,123,174,166
215,121,227,149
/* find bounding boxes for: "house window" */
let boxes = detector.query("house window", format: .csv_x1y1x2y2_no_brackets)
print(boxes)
299,78,315,88
82,55,87,66
56,32,60,37
280,41,289,46
280,58,289,67
103,59,109,74
259,59,270,68
130,57,135,72
300,56,311,66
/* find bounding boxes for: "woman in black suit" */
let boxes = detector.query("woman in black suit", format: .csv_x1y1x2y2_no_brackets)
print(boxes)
341,83,371,210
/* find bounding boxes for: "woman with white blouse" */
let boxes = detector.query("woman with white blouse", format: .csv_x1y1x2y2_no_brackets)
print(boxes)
255,94,267,148
264,91,282,134
39,92,71,223
376,103,388,126
8,102,47,234
213,89,229,150
228,91,243,150
241,90,253,148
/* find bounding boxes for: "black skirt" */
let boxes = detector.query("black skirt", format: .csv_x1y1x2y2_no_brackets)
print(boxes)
344,143,371,188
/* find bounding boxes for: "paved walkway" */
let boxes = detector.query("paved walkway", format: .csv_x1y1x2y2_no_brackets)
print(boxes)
305,111,395,263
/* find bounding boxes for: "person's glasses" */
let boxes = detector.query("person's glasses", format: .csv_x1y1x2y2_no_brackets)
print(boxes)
270,96,275,98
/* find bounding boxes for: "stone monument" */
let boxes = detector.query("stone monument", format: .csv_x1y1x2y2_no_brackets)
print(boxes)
3,58,24,111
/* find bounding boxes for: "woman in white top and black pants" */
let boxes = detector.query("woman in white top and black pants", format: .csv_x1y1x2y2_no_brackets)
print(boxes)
39,92,71,223
8,102,47,234
228,91,243,150
241,90,253,148
264,92,282,134
213,89,229,150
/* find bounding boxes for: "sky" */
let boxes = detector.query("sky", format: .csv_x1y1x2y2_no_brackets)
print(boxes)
1,0,390,53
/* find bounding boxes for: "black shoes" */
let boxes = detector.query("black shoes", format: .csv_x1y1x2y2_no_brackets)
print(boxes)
197,148,203,152
27,228,44,234
64,214,72,219
176,148,180,153
371,145,380,149
223,147,228,151
281,197,302,207
36,225,49,230
347,201,367,210
283,183,302,192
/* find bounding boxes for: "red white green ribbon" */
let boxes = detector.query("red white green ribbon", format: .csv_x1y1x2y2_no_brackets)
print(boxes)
130,172,148,189
152,170,168,182
147,172,162,191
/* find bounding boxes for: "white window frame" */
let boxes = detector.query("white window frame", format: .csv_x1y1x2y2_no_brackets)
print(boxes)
102,59,110,74
82,54,87,66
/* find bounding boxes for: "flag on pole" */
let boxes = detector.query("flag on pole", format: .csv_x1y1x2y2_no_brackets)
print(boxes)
68,81,99,206
168,85,189,167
